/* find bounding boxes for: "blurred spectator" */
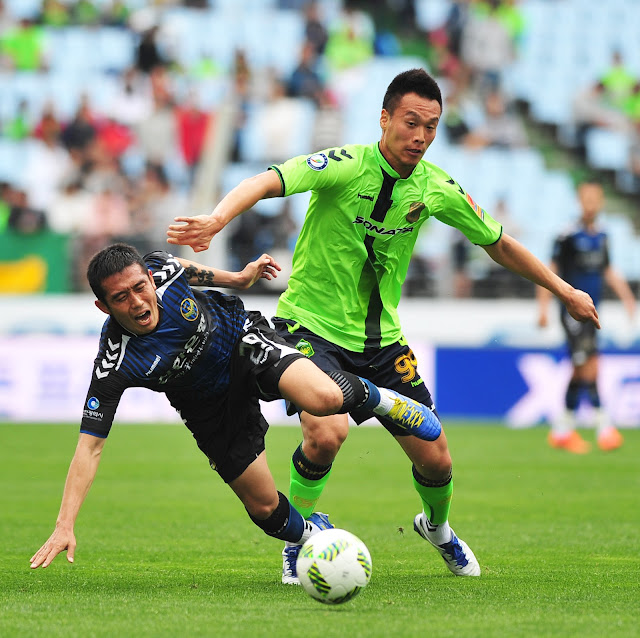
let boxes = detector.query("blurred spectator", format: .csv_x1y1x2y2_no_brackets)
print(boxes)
47,180,93,235
311,89,343,150
572,81,631,153
7,189,47,235
61,95,97,158
599,50,636,111
451,230,472,298
39,0,71,27
130,162,188,248
463,90,527,149
0,181,12,232
32,101,62,144
72,0,101,26
444,0,471,59
427,28,463,84
135,25,166,74
304,0,328,56
104,0,131,28
3,99,30,140
287,41,324,104
107,67,154,127
324,3,375,71
0,18,46,71
175,92,211,181
461,0,514,93
443,92,470,144
231,49,252,163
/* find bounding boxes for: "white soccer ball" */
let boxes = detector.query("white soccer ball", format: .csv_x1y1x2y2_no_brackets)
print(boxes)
297,528,373,604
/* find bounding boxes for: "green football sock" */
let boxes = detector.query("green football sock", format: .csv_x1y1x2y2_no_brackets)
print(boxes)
290,459,332,518
412,471,453,525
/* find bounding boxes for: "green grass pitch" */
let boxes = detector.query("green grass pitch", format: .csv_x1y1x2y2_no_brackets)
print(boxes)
1,422,638,638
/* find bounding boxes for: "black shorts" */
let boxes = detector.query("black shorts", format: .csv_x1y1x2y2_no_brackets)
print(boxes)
171,311,305,483
560,308,598,366
272,318,436,436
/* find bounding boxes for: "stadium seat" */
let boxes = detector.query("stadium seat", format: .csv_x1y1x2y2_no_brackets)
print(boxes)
584,128,631,172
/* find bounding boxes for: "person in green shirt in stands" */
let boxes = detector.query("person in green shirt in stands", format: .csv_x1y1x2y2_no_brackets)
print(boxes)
167,68,600,583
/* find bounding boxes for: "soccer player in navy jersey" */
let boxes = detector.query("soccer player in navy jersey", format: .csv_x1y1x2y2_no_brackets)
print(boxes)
30,243,439,570
538,181,636,453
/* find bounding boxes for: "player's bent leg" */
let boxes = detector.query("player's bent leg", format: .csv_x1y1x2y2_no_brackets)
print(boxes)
396,434,480,577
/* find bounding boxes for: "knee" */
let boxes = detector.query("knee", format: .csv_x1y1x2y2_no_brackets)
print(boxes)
304,383,344,416
304,418,349,459
414,447,452,480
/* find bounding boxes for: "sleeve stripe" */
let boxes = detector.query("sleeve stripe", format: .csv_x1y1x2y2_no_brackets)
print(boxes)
80,429,108,439
268,166,286,197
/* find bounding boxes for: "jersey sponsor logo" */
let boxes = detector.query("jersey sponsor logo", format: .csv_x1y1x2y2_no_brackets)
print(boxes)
466,193,485,221
358,193,374,201
306,153,329,171
180,297,199,321
406,202,425,223
87,397,100,410
95,338,120,379
158,314,208,384
146,354,162,376
295,338,315,357
353,215,414,236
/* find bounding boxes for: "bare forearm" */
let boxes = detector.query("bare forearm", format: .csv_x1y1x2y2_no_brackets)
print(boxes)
485,235,572,302
177,258,240,288
212,172,282,225
57,436,104,529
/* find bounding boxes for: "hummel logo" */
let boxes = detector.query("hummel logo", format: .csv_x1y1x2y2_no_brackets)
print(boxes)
425,518,438,532
357,193,374,201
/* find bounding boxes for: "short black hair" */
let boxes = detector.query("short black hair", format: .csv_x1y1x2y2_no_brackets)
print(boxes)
382,68,442,114
87,243,147,302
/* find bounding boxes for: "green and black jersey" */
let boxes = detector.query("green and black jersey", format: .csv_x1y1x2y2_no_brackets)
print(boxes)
269,142,502,352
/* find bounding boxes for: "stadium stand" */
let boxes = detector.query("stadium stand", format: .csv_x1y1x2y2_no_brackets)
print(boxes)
0,0,638,294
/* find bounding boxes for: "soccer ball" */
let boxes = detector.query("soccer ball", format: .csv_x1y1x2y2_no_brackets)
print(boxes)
297,528,372,604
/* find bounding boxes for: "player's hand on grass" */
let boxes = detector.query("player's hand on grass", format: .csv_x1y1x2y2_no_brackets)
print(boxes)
237,254,282,289
565,289,600,329
30,527,76,569
167,213,224,253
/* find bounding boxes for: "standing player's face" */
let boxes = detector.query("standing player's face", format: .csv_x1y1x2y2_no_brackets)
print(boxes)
95,264,159,336
379,92,441,178
578,183,604,225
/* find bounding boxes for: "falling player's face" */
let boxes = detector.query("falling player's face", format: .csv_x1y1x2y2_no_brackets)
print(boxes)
379,92,441,179
95,264,159,336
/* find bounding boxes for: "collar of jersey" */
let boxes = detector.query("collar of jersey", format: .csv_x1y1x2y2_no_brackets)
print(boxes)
374,142,403,179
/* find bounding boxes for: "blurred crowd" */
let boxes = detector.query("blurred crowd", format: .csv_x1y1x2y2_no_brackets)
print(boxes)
2,0,635,297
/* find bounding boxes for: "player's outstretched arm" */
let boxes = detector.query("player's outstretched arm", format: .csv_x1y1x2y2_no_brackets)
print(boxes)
536,260,558,328
483,233,600,328
178,254,282,289
167,170,283,253
30,433,106,569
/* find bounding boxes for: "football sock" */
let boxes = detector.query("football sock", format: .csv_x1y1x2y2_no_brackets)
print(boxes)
584,381,601,408
565,380,581,410
290,443,332,518
248,491,310,543
412,465,453,536
326,371,417,419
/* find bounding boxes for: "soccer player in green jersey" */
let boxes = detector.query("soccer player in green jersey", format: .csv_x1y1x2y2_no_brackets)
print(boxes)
168,68,600,581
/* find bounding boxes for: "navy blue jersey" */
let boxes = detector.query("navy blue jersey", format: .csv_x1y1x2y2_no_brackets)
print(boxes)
81,251,248,438
552,224,610,306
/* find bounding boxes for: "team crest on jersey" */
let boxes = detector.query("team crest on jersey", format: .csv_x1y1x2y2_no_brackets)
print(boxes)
180,297,199,321
406,202,425,223
295,338,315,357
306,153,328,171
466,193,485,221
